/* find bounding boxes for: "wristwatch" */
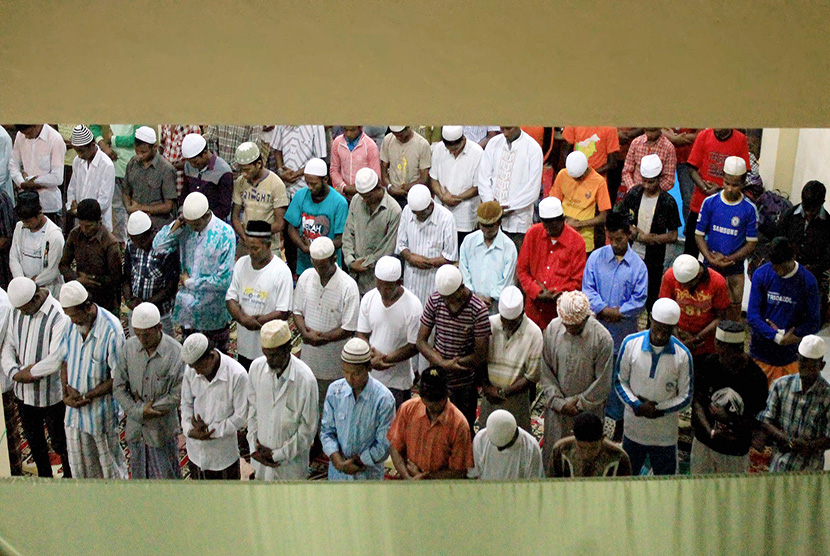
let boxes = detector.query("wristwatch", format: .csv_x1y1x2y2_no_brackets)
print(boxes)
498,387,507,398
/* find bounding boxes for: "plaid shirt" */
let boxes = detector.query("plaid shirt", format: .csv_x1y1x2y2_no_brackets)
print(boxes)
160,125,202,195
621,134,677,195
124,240,179,315
759,374,830,472
203,125,264,177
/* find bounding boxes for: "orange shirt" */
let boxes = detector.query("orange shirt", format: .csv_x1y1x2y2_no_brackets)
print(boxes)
562,127,620,170
388,398,473,474
550,168,612,252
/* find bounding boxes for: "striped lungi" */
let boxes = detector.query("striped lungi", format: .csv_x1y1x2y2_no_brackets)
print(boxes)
66,426,128,479
128,438,181,479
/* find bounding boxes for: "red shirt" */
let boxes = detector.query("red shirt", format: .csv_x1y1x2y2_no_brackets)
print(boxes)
687,129,750,213
517,223,586,329
658,267,730,355
671,128,699,164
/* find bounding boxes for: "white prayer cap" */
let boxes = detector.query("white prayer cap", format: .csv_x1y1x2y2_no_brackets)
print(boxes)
672,254,700,284
181,333,210,365
498,286,524,320
309,236,335,260
70,125,94,147
407,184,433,212
127,210,152,236
260,320,292,349
723,156,747,177
135,126,157,144
59,281,89,308
715,321,746,344
355,167,379,194
234,141,260,165
181,133,206,159
304,157,328,177
182,192,209,220
538,197,564,219
486,410,517,449
799,335,826,360
640,154,663,179
389,126,406,133
565,151,589,178
131,302,161,329
651,298,681,326
435,264,463,296
442,126,463,141
8,277,36,308
341,337,372,364
374,256,402,282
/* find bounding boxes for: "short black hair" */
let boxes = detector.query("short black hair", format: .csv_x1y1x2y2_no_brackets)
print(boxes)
605,211,630,234
769,237,795,264
572,412,603,442
15,124,35,132
802,181,826,207
77,199,102,222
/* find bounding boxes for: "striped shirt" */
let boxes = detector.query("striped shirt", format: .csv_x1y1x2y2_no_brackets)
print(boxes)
294,267,360,380
420,291,491,388
759,374,830,472
0,294,67,406
63,306,125,435
269,125,327,198
395,203,458,307
487,314,543,389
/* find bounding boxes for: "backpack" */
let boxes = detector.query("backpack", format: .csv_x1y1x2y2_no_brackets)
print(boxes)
754,189,793,239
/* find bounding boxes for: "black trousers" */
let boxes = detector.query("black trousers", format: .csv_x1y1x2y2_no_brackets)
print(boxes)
449,384,478,437
188,459,241,480
17,400,71,478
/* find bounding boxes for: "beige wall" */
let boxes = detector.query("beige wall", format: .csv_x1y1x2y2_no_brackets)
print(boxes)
759,129,830,207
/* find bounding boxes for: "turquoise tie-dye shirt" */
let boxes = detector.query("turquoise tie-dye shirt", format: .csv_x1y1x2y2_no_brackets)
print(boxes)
153,214,236,330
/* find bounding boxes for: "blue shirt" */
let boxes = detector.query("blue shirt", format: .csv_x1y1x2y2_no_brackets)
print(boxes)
696,192,758,257
747,262,821,366
153,214,236,330
285,186,349,276
320,376,396,481
62,306,125,435
583,245,648,349
459,230,517,302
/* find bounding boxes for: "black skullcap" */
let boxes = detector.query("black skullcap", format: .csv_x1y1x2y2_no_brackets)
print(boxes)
245,220,272,238
768,237,795,264
572,412,603,442
419,367,448,401
15,191,41,219
77,199,102,222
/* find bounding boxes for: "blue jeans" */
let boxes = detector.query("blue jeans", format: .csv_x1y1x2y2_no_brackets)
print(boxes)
623,436,677,476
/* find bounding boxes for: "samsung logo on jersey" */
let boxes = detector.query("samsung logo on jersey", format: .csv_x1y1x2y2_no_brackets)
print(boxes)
712,225,738,236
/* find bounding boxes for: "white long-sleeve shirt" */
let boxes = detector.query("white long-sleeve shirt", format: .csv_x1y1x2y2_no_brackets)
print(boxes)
246,355,318,481
181,352,249,471
614,331,693,446
66,148,115,231
9,125,66,213
476,131,542,234
9,219,65,298
0,288,12,393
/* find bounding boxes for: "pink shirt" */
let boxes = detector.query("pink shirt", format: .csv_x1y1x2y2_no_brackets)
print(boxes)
330,133,381,193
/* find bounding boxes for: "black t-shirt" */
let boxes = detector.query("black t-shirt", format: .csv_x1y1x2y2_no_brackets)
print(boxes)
617,186,681,266
692,354,769,456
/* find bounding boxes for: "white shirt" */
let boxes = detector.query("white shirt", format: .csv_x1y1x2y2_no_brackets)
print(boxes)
66,148,115,231
181,352,249,471
0,288,12,393
226,255,293,359
269,125,327,197
632,193,659,259
9,219,65,298
476,131,543,234
357,287,423,390
468,427,545,480
430,140,483,232
395,203,458,306
9,125,66,213
616,331,693,446
463,126,500,145
294,267,360,380
246,355,319,481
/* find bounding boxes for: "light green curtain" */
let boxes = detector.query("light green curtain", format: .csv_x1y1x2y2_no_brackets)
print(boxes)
0,473,827,555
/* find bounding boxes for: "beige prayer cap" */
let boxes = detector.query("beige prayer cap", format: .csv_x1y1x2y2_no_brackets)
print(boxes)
181,333,210,365
309,236,335,260
799,335,826,360
477,201,503,225
435,264,463,296
486,410,517,449
375,256,402,282
131,302,160,329
556,291,592,325
59,281,89,308
261,320,292,349
8,277,36,308
498,286,524,320
182,192,209,220
407,184,432,212
355,167,379,194
723,156,747,177
672,255,700,284
341,337,372,364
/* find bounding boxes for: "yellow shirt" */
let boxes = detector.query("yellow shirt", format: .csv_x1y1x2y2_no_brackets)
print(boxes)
550,168,612,251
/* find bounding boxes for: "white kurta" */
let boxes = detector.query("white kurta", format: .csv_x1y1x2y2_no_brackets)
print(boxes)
246,355,319,480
